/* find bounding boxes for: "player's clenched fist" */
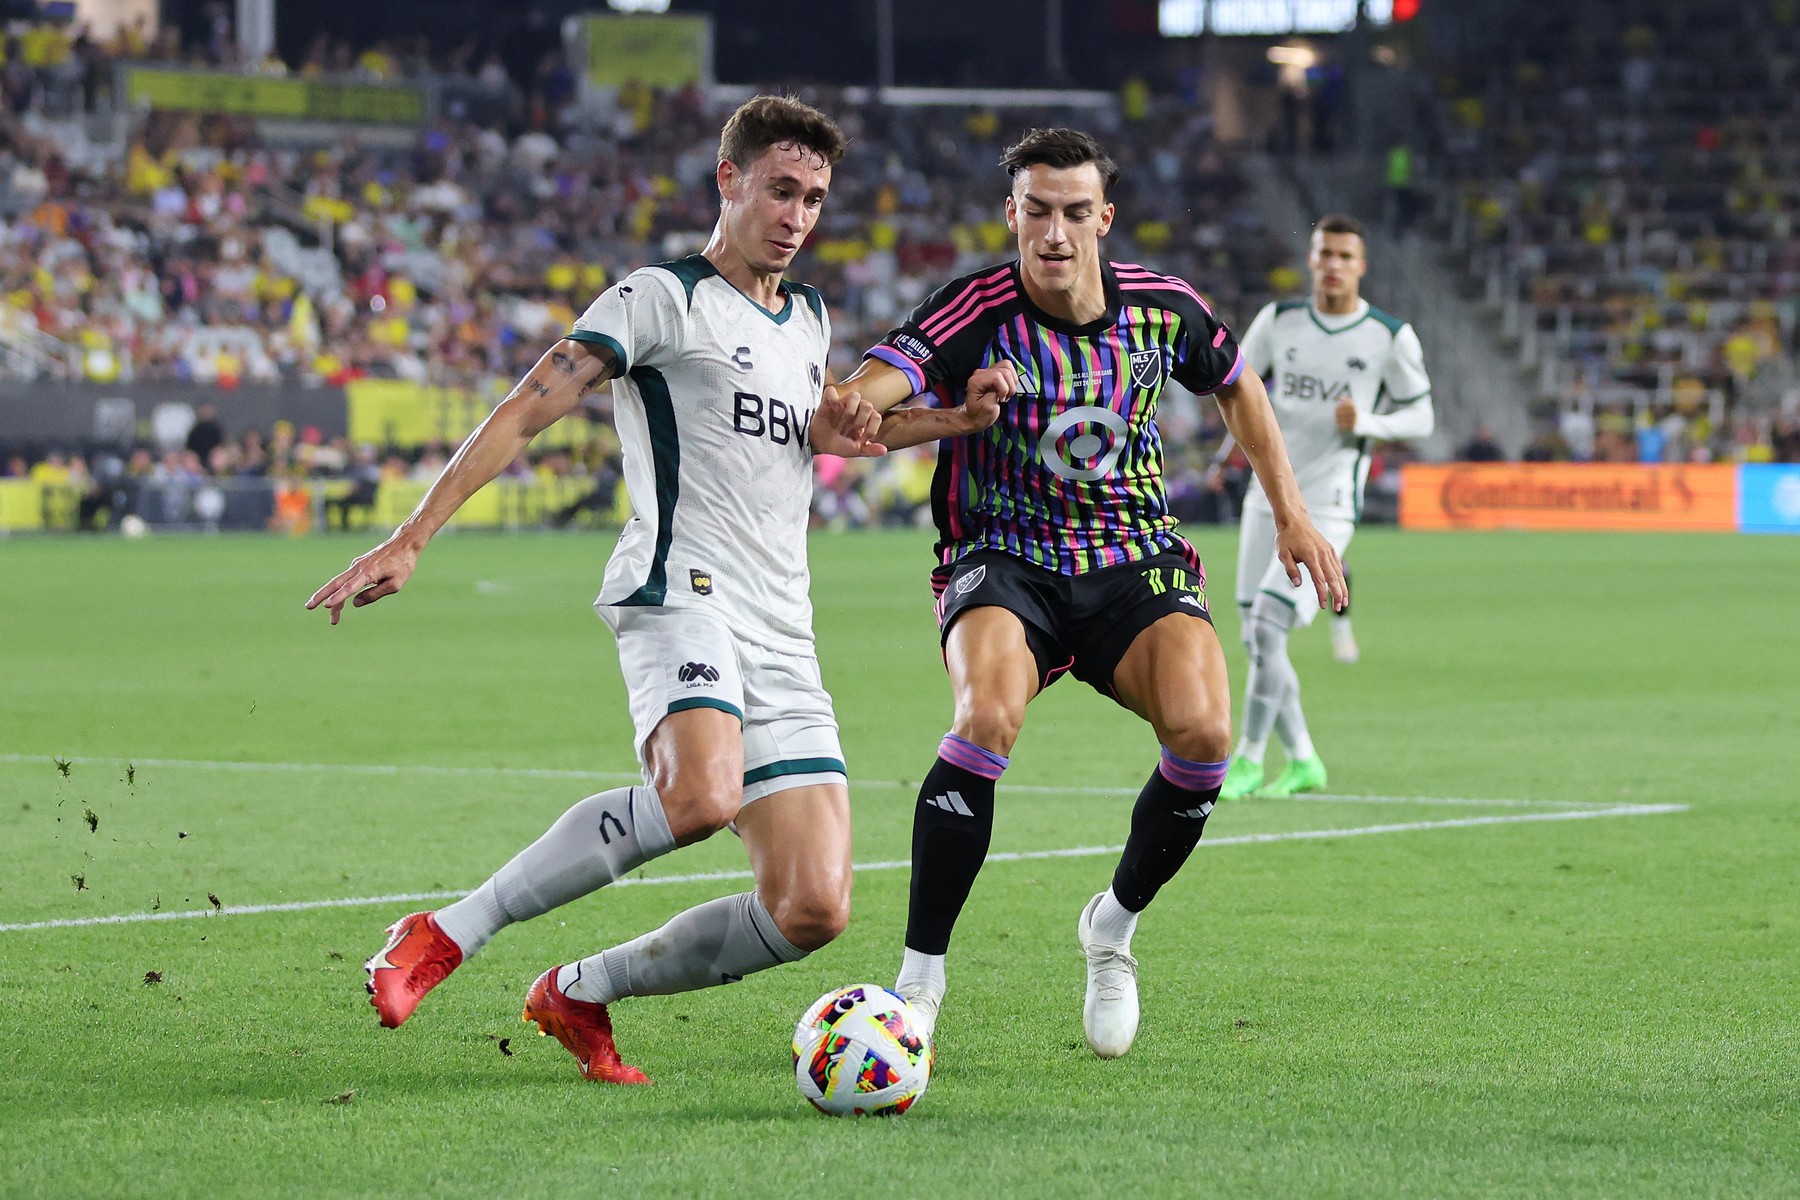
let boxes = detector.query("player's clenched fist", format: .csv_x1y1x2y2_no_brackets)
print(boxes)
811,385,889,458
961,361,1018,432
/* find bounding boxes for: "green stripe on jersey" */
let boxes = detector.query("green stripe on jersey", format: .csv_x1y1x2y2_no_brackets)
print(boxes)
743,756,848,786
619,365,679,606
564,329,628,375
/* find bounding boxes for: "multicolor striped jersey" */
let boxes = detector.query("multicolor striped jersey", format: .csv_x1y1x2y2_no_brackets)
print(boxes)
866,259,1243,576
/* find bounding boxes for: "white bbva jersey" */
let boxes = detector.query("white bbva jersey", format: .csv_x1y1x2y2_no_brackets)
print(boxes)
568,255,830,651
1238,298,1433,522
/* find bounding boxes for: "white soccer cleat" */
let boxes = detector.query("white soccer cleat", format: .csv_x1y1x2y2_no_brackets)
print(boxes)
1077,892,1139,1059
1330,617,1360,664
895,980,943,1041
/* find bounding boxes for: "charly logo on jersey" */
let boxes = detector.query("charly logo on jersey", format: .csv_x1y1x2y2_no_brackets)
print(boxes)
677,662,720,684
953,565,987,596
732,346,754,371
1040,405,1130,482
893,334,932,363
1128,348,1162,389
689,569,714,596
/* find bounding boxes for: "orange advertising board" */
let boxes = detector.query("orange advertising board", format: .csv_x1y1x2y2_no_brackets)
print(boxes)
1400,463,1737,532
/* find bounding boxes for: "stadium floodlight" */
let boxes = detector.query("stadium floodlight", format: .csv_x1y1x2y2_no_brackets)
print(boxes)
607,0,671,12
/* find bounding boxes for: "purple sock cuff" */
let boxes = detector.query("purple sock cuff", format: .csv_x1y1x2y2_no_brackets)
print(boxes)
939,733,1009,781
1159,748,1228,792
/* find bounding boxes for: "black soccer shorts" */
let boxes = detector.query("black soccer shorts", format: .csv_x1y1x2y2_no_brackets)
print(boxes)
930,544,1213,697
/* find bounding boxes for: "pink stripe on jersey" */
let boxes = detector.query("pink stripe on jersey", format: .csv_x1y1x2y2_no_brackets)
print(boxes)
865,344,928,395
925,283,1019,346
1117,277,1215,317
919,267,1014,338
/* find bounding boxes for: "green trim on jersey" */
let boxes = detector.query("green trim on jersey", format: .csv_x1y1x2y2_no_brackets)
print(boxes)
785,280,825,323
649,252,805,324
1386,389,1432,404
1274,299,1309,316
1367,305,1407,336
1258,587,1300,611
1307,306,1374,337
564,329,629,375
618,365,680,607
1352,435,1369,523
649,254,715,306
669,697,744,722
743,756,848,786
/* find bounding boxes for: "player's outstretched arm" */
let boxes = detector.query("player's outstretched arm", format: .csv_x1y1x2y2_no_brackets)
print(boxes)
831,359,1015,452
305,340,615,624
1214,369,1348,612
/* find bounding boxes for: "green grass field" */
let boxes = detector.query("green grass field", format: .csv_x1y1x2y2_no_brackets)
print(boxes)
1,527,1796,1198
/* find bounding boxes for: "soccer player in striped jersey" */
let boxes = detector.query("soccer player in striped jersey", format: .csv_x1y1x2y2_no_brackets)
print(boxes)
832,128,1346,1059
1219,214,1434,801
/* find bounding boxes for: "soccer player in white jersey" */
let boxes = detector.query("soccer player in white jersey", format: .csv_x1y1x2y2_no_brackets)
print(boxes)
1219,213,1434,800
306,96,1008,1084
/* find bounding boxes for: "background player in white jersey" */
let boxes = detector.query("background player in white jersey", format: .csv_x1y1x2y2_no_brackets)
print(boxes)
306,97,1001,1084
1220,213,1434,800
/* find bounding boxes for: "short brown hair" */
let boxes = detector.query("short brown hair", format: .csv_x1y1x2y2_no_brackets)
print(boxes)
1315,213,1365,240
717,95,847,169
999,128,1120,197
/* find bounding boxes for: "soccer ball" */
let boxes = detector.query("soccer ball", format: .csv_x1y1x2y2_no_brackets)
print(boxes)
793,984,933,1116
119,515,148,539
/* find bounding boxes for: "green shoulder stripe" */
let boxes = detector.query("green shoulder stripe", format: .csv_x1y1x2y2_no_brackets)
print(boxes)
647,254,718,308
1367,305,1407,336
1274,299,1309,316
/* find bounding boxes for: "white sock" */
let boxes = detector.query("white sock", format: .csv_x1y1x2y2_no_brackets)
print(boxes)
1332,614,1354,633
896,947,946,997
1089,888,1139,948
559,891,805,1004
1275,680,1316,761
1238,604,1297,764
434,785,676,956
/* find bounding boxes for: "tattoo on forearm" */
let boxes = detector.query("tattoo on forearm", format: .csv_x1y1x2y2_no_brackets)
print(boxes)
523,378,551,397
551,352,576,374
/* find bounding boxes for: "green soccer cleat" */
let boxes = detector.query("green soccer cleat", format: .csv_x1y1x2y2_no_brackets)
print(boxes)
1263,754,1329,798
1218,756,1264,801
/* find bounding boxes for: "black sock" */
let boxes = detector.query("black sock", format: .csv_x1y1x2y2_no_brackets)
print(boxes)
1110,751,1225,912
904,735,1005,955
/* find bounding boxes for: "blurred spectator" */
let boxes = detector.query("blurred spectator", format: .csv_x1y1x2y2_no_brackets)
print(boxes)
1457,423,1506,462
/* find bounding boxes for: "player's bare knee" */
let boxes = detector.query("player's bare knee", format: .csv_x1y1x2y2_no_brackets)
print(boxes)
1160,710,1232,764
768,889,849,952
654,773,741,843
951,700,1024,758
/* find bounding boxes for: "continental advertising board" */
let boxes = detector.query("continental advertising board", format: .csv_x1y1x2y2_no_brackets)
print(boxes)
1401,463,1797,533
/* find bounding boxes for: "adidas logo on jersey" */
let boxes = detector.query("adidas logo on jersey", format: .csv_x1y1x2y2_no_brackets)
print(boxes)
1178,801,1215,820
926,791,974,817
1179,594,1206,611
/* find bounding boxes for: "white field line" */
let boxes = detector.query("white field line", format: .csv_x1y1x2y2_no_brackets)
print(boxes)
0,803,1685,934
0,753,1603,807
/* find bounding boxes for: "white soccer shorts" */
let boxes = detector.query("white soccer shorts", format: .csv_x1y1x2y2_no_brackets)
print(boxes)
1234,505,1356,630
604,605,847,803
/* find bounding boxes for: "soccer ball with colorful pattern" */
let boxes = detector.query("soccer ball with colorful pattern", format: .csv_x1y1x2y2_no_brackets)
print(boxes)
793,984,933,1116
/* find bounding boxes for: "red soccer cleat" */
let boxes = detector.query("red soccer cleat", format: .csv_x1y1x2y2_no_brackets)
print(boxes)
364,911,463,1029
522,967,652,1085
